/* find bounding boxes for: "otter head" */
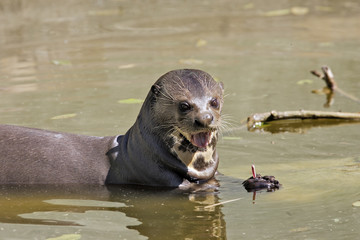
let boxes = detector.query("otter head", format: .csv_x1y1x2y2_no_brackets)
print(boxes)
149,69,224,181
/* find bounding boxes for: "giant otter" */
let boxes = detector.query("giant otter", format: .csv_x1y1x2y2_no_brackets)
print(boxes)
0,69,224,188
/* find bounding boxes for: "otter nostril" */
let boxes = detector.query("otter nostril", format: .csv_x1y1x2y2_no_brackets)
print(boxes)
194,119,203,127
195,114,213,127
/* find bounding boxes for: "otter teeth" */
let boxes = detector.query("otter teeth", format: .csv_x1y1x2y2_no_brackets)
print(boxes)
191,132,211,148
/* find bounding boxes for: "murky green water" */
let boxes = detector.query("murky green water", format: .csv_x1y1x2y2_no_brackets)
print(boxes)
1,0,360,239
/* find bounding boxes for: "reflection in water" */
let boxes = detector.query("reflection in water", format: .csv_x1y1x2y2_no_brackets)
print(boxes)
0,182,239,239
311,66,360,108
311,86,335,108
111,186,227,240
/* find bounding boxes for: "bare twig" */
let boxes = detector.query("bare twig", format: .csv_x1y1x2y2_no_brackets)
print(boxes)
247,110,360,129
311,66,337,90
311,65,360,104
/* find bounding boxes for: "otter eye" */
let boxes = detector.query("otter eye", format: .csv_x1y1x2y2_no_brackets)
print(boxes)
210,98,219,109
179,101,191,113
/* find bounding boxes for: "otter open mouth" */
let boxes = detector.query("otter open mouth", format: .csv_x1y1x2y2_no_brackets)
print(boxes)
190,131,212,148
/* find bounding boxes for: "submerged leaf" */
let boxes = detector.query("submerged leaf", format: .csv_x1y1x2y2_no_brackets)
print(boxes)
52,60,72,66
264,7,309,17
318,42,334,47
51,113,77,120
264,9,291,17
196,39,207,47
290,227,310,233
118,64,136,69
297,79,313,85
291,7,309,16
118,98,144,104
46,234,81,240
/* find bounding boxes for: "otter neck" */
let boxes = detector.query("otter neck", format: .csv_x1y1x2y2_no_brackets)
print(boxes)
106,102,190,186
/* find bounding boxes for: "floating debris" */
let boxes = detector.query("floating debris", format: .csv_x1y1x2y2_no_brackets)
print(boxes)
264,9,291,17
264,7,309,17
51,113,77,120
52,60,72,66
318,42,334,47
290,227,310,233
290,7,309,16
196,39,207,47
119,64,136,69
118,98,144,104
297,79,313,85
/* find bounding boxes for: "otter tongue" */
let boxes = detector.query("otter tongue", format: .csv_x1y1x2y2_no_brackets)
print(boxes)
191,132,211,148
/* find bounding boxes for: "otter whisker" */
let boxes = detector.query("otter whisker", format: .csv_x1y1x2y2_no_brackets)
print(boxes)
153,123,177,131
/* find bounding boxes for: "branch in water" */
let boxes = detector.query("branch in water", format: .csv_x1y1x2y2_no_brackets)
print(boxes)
247,110,360,129
310,66,337,90
311,65,360,105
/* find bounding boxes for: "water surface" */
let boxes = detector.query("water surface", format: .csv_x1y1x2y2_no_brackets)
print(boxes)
1,0,360,239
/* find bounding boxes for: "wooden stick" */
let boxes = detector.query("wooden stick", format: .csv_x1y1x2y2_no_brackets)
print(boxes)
251,165,256,178
247,110,360,128
311,65,360,103
311,66,337,90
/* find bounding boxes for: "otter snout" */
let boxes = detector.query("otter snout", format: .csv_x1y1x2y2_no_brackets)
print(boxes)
194,112,214,128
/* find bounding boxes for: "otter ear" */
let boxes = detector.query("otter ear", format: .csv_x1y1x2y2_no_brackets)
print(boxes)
151,84,161,96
